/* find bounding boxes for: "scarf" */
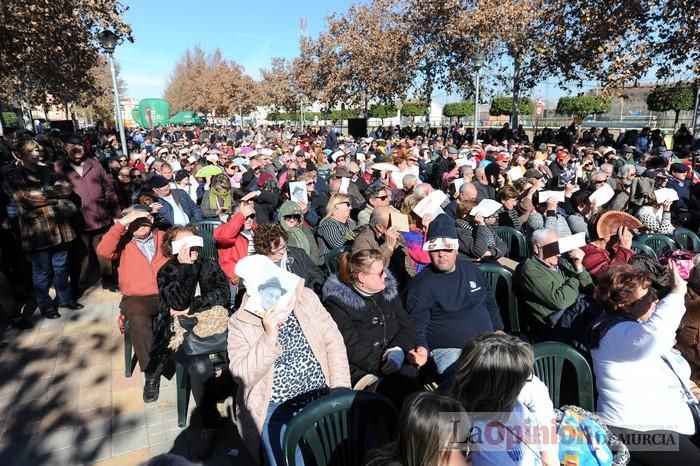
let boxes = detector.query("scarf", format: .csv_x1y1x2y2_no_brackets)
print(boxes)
278,201,318,260
208,189,232,211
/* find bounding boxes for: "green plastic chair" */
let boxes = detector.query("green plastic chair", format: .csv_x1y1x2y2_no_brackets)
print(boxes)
125,321,190,427
493,226,528,261
477,262,521,334
283,390,397,466
175,362,192,428
124,320,136,378
673,227,700,251
636,233,676,257
325,246,347,276
193,219,223,261
533,341,595,412
630,240,657,259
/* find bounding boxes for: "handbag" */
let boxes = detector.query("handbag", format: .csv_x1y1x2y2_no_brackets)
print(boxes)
661,354,700,433
54,198,79,219
660,250,695,280
169,305,228,356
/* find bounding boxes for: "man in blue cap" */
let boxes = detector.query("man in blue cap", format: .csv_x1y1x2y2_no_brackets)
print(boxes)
404,213,504,381
667,162,699,226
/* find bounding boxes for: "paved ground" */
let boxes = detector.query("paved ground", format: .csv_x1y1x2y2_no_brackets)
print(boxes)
0,286,252,465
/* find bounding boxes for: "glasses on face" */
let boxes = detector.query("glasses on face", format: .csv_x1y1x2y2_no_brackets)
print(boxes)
246,213,256,220
283,214,302,222
131,174,142,179
374,195,389,201
628,288,658,312
306,181,315,186
366,269,386,278
270,242,287,254
337,202,350,208
592,179,607,186
118,158,127,163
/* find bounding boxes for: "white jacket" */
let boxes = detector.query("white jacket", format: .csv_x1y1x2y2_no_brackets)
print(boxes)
591,290,696,434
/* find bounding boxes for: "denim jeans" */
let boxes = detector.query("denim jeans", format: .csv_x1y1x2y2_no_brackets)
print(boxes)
262,399,309,466
430,347,462,381
30,245,72,311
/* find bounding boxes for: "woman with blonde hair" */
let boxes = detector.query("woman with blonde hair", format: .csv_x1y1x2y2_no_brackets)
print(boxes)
316,193,356,261
322,249,418,406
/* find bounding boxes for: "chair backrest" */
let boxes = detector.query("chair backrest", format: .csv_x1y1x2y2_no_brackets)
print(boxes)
533,341,595,412
325,246,347,275
493,226,528,261
283,390,397,466
477,262,520,334
673,227,700,251
193,220,223,261
636,233,676,257
630,240,657,259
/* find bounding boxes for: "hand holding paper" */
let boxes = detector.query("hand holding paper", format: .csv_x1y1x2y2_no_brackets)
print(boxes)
589,183,615,207
538,190,566,204
413,190,448,217
339,177,350,195
654,188,679,204
469,199,503,218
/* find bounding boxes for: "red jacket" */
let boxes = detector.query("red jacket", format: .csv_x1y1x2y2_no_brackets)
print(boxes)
96,222,168,296
581,242,634,281
213,213,256,284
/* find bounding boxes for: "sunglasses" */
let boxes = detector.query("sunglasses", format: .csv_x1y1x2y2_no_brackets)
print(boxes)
306,181,315,186
337,202,351,207
246,213,256,220
374,195,389,201
592,179,607,185
118,158,128,163
283,214,302,222
628,288,658,311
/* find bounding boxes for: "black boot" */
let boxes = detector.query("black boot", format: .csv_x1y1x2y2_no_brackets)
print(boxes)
143,373,160,403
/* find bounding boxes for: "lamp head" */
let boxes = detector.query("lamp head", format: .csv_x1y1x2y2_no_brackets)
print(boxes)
97,30,120,53
472,53,484,69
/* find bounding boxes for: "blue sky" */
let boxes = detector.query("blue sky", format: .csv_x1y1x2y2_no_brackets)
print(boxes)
116,0,594,105
118,0,357,100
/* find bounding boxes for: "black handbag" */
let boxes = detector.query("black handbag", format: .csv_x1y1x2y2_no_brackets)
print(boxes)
177,314,228,356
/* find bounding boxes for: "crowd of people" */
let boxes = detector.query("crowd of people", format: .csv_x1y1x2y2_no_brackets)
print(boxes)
1,120,700,465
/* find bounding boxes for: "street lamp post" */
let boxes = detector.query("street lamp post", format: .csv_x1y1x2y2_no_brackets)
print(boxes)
97,30,128,156
472,54,484,145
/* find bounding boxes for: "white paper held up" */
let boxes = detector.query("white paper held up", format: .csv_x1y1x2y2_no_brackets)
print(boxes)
589,183,615,207
413,190,448,217
469,199,503,218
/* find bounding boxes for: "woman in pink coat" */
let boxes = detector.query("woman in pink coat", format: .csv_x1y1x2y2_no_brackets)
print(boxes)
227,284,351,465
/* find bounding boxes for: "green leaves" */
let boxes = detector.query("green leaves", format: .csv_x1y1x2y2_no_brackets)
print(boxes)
368,104,398,119
555,96,611,118
401,101,430,117
489,97,533,116
443,101,475,118
646,85,696,113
